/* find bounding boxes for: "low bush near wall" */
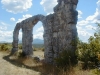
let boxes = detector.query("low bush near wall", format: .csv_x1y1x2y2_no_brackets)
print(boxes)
0,43,11,51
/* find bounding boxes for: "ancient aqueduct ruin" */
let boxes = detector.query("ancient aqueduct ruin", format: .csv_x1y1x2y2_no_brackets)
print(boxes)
11,0,78,64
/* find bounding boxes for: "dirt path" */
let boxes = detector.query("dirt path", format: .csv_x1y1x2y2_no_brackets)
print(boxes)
0,51,44,75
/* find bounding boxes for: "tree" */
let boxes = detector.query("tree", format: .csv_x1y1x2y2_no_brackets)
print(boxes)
76,23,100,69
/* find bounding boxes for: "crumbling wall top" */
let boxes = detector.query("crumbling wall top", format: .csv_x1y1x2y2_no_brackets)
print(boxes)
57,0,78,5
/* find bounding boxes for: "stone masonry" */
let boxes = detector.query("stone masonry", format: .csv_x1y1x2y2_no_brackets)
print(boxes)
11,0,78,64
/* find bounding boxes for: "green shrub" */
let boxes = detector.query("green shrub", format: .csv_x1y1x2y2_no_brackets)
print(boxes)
0,43,9,51
19,45,22,49
33,48,37,51
55,50,77,70
76,36,100,69
92,69,100,75
42,48,44,51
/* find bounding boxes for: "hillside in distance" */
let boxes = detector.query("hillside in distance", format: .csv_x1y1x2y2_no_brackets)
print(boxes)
19,39,44,44
33,39,44,44
0,39,44,44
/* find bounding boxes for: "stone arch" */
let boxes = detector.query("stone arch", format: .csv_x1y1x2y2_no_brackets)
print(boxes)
11,14,55,63
11,0,78,64
11,14,46,56
11,23,22,55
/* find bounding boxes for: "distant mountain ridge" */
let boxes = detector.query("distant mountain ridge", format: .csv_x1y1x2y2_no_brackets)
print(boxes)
0,39,44,44
19,39,44,44
33,39,44,44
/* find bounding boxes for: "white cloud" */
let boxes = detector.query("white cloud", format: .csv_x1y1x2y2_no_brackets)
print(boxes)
34,32,43,40
34,26,44,40
0,21,12,42
96,0,100,20
77,25,93,42
18,31,22,41
78,10,83,18
85,0,100,23
10,17,15,21
36,27,43,32
0,30,13,42
85,25,96,30
77,26,92,36
78,30,91,37
47,12,54,15
0,30,22,42
17,14,32,23
77,20,89,26
40,0,57,14
76,0,100,42
86,16,94,21
1,0,32,14
85,9,100,23
0,30,24,42
0,22,7,30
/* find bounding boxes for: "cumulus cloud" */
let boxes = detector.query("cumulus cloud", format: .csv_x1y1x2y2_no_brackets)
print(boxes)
17,14,32,23
86,16,94,21
40,0,83,17
34,32,43,40
1,0,32,14
0,22,7,30
34,26,44,40
0,21,22,42
0,30,22,42
77,19,95,42
0,30,13,42
76,0,100,42
77,26,92,36
94,0,100,23
85,0,100,23
10,17,15,21
0,21,12,42
40,0,57,14
77,20,89,26
36,27,44,32
18,31,22,41
78,10,83,18
77,25,93,42
85,25,96,30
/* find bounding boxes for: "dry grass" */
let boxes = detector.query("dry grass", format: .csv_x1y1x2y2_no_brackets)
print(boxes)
0,52,41,75
13,57,96,75
0,51,98,75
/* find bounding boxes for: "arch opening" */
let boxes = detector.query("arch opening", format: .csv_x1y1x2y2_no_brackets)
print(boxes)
33,21,44,59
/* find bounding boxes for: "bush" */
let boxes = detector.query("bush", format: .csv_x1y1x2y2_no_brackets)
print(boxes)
55,50,77,70
19,45,22,49
92,69,100,75
33,48,37,51
0,43,9,51
42,48,44,51
76,37,100,69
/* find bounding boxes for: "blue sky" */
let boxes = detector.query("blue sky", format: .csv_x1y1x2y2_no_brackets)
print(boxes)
0,0,100,42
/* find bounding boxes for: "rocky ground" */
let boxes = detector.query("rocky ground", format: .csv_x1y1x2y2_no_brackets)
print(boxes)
0,51,44,75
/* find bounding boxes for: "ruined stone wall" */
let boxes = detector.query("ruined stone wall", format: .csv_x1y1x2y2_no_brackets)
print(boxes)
44,0,78,63
11,0,78,64
11,15,45,56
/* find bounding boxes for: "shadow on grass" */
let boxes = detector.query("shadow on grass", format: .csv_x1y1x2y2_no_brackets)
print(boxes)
3,55,58,75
